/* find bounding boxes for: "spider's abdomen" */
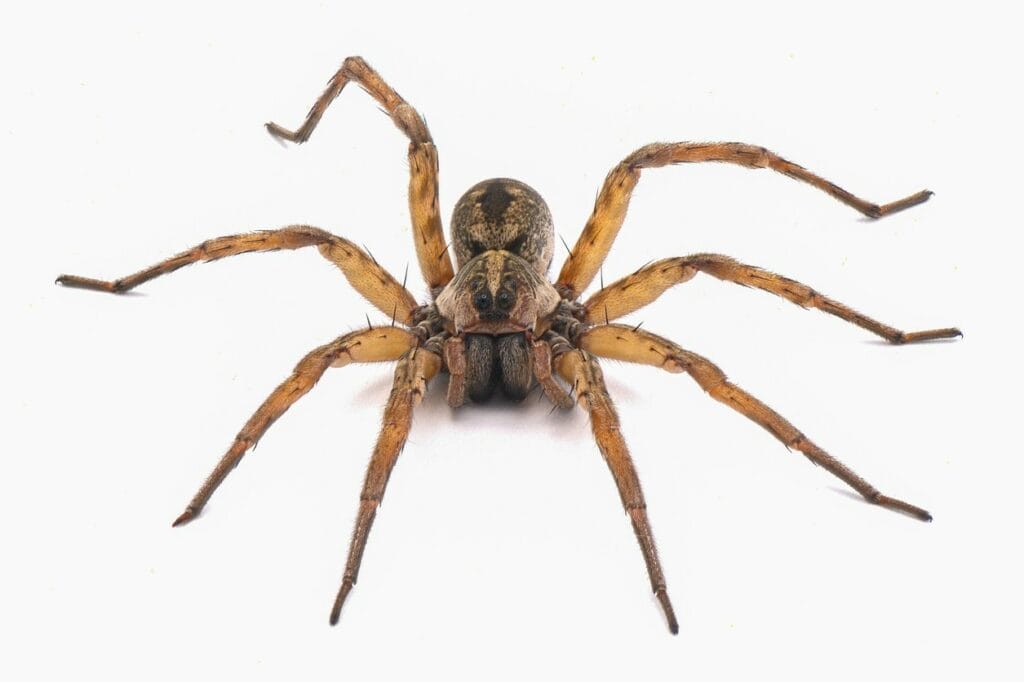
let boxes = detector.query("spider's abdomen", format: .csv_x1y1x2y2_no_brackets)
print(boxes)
451,178,554,276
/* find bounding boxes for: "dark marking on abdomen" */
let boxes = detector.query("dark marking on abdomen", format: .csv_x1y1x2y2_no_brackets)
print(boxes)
450,178,556,275
478,182,515,224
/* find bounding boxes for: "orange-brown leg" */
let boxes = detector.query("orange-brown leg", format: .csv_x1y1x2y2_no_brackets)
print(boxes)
172,327,418,527
577,324,932,521
555,349,679,634
330,347,441,625
266,56,454,292
558,142,932,298
530,337,574,408
583,254,961,344
56,225,420,325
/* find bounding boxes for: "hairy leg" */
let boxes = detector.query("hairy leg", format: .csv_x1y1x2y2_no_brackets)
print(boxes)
330,347,441,624
530,337,573,408
443,335,467,407
576,324,932,520
555,349,679,634
172,327,418,526
584,254,961,344
559,141,931,297
57,225,420,325
266,56,454,291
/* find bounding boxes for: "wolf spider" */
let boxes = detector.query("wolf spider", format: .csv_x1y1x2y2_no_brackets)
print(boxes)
57,56,961,634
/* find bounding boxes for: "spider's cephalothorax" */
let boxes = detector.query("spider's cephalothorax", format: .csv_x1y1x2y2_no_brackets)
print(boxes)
57,55,961,635
435,179,560,402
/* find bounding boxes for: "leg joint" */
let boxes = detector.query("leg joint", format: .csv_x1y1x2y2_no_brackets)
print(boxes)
786,434,807,449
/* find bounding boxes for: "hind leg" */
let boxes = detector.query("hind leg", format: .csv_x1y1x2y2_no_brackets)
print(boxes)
267,56,454,291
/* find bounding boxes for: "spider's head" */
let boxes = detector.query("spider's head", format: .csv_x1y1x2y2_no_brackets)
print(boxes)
435,250,560,335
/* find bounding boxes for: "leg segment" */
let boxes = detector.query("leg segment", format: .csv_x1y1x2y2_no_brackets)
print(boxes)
558,142,932,298
330,347,441,625
266,56,455,291
576,324,932,521
555,349,679,634
57,225,420,325
443,335,467,407
172,327,418,526
583,254,961,344
530,337,573,408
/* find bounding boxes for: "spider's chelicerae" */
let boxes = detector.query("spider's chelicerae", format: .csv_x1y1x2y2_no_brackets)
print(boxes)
58,57,961,634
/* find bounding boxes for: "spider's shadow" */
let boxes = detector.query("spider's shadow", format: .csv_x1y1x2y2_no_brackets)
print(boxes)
862,337,962,347
830,487,873,507
345,367,645,446
828,486,929,520
350,372,397,404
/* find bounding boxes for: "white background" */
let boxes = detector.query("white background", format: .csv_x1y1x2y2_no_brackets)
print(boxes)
3,1,1019,680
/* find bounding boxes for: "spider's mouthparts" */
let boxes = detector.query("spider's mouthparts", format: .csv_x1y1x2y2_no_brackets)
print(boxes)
461,319,528,335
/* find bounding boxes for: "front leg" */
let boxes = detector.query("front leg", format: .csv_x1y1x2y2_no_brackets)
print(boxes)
576,324,932,521
330,347,441,625
555,349,679,634
172,327,418,526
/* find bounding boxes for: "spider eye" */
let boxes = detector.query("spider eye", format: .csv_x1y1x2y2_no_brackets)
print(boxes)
473,290,493,311
496,290,515,311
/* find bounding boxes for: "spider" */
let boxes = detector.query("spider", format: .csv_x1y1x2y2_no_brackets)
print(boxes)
57,56,961,634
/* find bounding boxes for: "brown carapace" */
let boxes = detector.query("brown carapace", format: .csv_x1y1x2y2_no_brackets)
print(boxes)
57,56,961,634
